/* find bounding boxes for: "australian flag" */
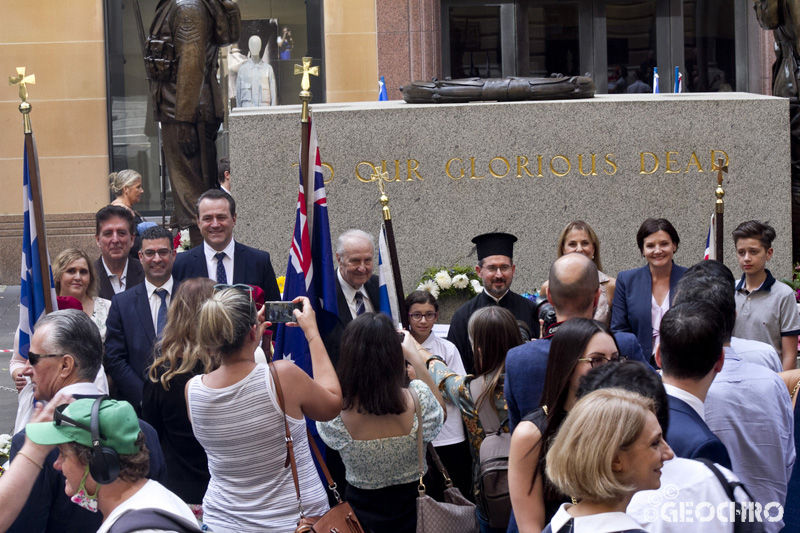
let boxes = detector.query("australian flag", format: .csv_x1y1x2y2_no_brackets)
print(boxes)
275,112,338,377
18,138,58,358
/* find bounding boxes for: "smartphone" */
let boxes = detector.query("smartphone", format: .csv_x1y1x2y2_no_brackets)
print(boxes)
263,301,303,323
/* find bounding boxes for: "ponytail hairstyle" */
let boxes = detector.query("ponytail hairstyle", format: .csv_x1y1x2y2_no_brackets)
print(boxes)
197,287,257,359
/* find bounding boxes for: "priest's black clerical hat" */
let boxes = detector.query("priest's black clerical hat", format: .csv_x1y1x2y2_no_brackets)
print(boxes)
472,232,518,261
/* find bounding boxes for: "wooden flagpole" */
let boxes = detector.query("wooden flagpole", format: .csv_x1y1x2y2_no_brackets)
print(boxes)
375,174,408,329
714,158,727,263
295,57,319,239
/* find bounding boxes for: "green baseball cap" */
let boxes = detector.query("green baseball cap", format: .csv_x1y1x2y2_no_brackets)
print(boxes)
26,398,141,455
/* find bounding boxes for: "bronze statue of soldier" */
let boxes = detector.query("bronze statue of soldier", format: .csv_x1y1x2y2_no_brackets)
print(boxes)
754,0,800,261
144,0,240,245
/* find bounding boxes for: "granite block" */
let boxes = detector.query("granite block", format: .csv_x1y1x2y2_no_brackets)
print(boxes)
230,94,791,296
376,0,409,34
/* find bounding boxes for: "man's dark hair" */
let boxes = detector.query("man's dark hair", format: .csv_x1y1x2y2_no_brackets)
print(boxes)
659,301,725,380
95,205,135,236
196,188,236,217
636,218,680,253
218,157,230,186
673,260,736,342
404,290,438,312
35,310,102,382
141,225,174,248
548,254,599,316
577,360,669,435
732,220,776,250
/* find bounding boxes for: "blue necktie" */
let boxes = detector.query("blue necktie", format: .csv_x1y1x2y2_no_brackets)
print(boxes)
215,252,227,284
355,291,366,316
156,288,168,337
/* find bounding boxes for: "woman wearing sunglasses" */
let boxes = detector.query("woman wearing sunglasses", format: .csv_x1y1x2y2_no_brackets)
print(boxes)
185,288,341,532
507,319,624,533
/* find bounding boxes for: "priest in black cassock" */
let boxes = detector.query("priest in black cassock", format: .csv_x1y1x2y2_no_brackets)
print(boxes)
447,232,538,373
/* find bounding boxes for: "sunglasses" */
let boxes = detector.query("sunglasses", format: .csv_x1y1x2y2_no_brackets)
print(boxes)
54,403,108,441
28,351,65,366
214,283,258,317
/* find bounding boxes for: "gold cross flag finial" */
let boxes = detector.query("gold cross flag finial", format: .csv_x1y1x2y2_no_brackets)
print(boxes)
9,67,35,103
294,57,319,91
713,157,728,187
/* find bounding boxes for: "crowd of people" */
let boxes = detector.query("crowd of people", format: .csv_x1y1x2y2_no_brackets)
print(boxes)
3,170,800,533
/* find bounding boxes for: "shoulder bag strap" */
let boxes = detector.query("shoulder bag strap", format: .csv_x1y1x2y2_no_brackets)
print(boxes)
305,426,343,503
268,363,306,518
426,442,454,488
409,385,426,496
468,375,502,433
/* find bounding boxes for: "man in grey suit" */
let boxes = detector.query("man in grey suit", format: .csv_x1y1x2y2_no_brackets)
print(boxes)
93,206,144,301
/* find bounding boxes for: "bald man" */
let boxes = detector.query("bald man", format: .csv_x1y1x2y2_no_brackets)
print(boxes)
503,254,650,430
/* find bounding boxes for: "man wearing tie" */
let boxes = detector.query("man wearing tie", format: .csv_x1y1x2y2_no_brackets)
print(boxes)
323,229,381,368
172,189,280,312
104,225,177,411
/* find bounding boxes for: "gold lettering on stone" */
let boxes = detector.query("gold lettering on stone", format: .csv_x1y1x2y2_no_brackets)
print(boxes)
355,161,378,182
711,150,729,169
321,163,334,184
489,157,510,178
516,156,534,178
685,152,703,173
665,151,681,174
446,158,464,180
550,155,571,177
381,160,401,182
604,154,617,175
640,152,659,175
469,157,485,179
578,154,597,176
537,155,544,177
407,159,423,181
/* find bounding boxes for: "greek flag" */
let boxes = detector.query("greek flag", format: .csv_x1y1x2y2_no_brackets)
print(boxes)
653,67,660,94
704,213,716,260
18,140,58,359
379,76,388,101
378,223,400,324
275,112,338,377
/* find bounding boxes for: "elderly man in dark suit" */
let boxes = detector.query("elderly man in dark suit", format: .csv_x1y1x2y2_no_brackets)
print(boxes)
172,189,280,308
104,226,177,411
322,229,380,368
93,206,145,300
655,300,732,470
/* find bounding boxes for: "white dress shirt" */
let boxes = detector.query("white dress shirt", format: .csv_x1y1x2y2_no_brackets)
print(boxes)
102,257,130,294
337,269,374,319
204,239,235,284
145,277,173,332
549,503,645,532
663,382,705,420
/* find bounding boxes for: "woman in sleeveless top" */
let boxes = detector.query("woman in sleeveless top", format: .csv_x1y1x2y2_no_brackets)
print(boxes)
186,288,342,532
507,319,623,533
410,306,522,532
543,388,674,533
316,313,445,533
539,221,616,325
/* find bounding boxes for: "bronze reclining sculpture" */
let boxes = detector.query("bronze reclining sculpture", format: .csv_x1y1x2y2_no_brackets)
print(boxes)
400,75,595,103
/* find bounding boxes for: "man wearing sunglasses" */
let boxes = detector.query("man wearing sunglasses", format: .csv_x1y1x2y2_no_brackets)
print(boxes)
7,310,166,533
105,225,177,410
504,253,650,432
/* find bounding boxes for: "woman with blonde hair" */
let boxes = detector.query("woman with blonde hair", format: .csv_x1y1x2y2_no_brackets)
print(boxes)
51,248,110,337
142,277,216,520
541,221,616,324
186,288,342,532
543,388,674,533
108,169,153,257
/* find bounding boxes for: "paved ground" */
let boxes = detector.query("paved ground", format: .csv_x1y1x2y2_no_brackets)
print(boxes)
0,286,22,435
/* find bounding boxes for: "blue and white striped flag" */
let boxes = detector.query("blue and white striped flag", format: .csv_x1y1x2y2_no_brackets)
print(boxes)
704,213,716,260
18,140,58,359
653,67,660,94
378,223,400,324
378,76,388,101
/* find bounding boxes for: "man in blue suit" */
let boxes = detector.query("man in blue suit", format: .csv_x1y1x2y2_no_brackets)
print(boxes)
105,226,177,411
656,300,732,469
504,253,650,431
172,189,280,319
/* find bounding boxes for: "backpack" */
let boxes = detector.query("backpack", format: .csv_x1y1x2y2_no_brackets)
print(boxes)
696,459,765,533
107,507,202,533
468,377,511,529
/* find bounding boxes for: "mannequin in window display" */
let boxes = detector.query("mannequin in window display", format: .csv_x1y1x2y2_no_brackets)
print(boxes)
144,0,241,246
236,35,278,107
227,45,249,107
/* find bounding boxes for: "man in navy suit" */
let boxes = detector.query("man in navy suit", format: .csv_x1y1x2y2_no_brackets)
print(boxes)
105,226,177,411
93,206,145,300
504,253,650,431
655,300,732,469
323,229,380,369
172,189,280,316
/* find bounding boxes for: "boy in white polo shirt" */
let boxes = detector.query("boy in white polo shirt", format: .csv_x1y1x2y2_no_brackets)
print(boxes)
731,220,800,370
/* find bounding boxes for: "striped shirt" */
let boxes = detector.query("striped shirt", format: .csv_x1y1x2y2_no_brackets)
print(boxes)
187,364,329,532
